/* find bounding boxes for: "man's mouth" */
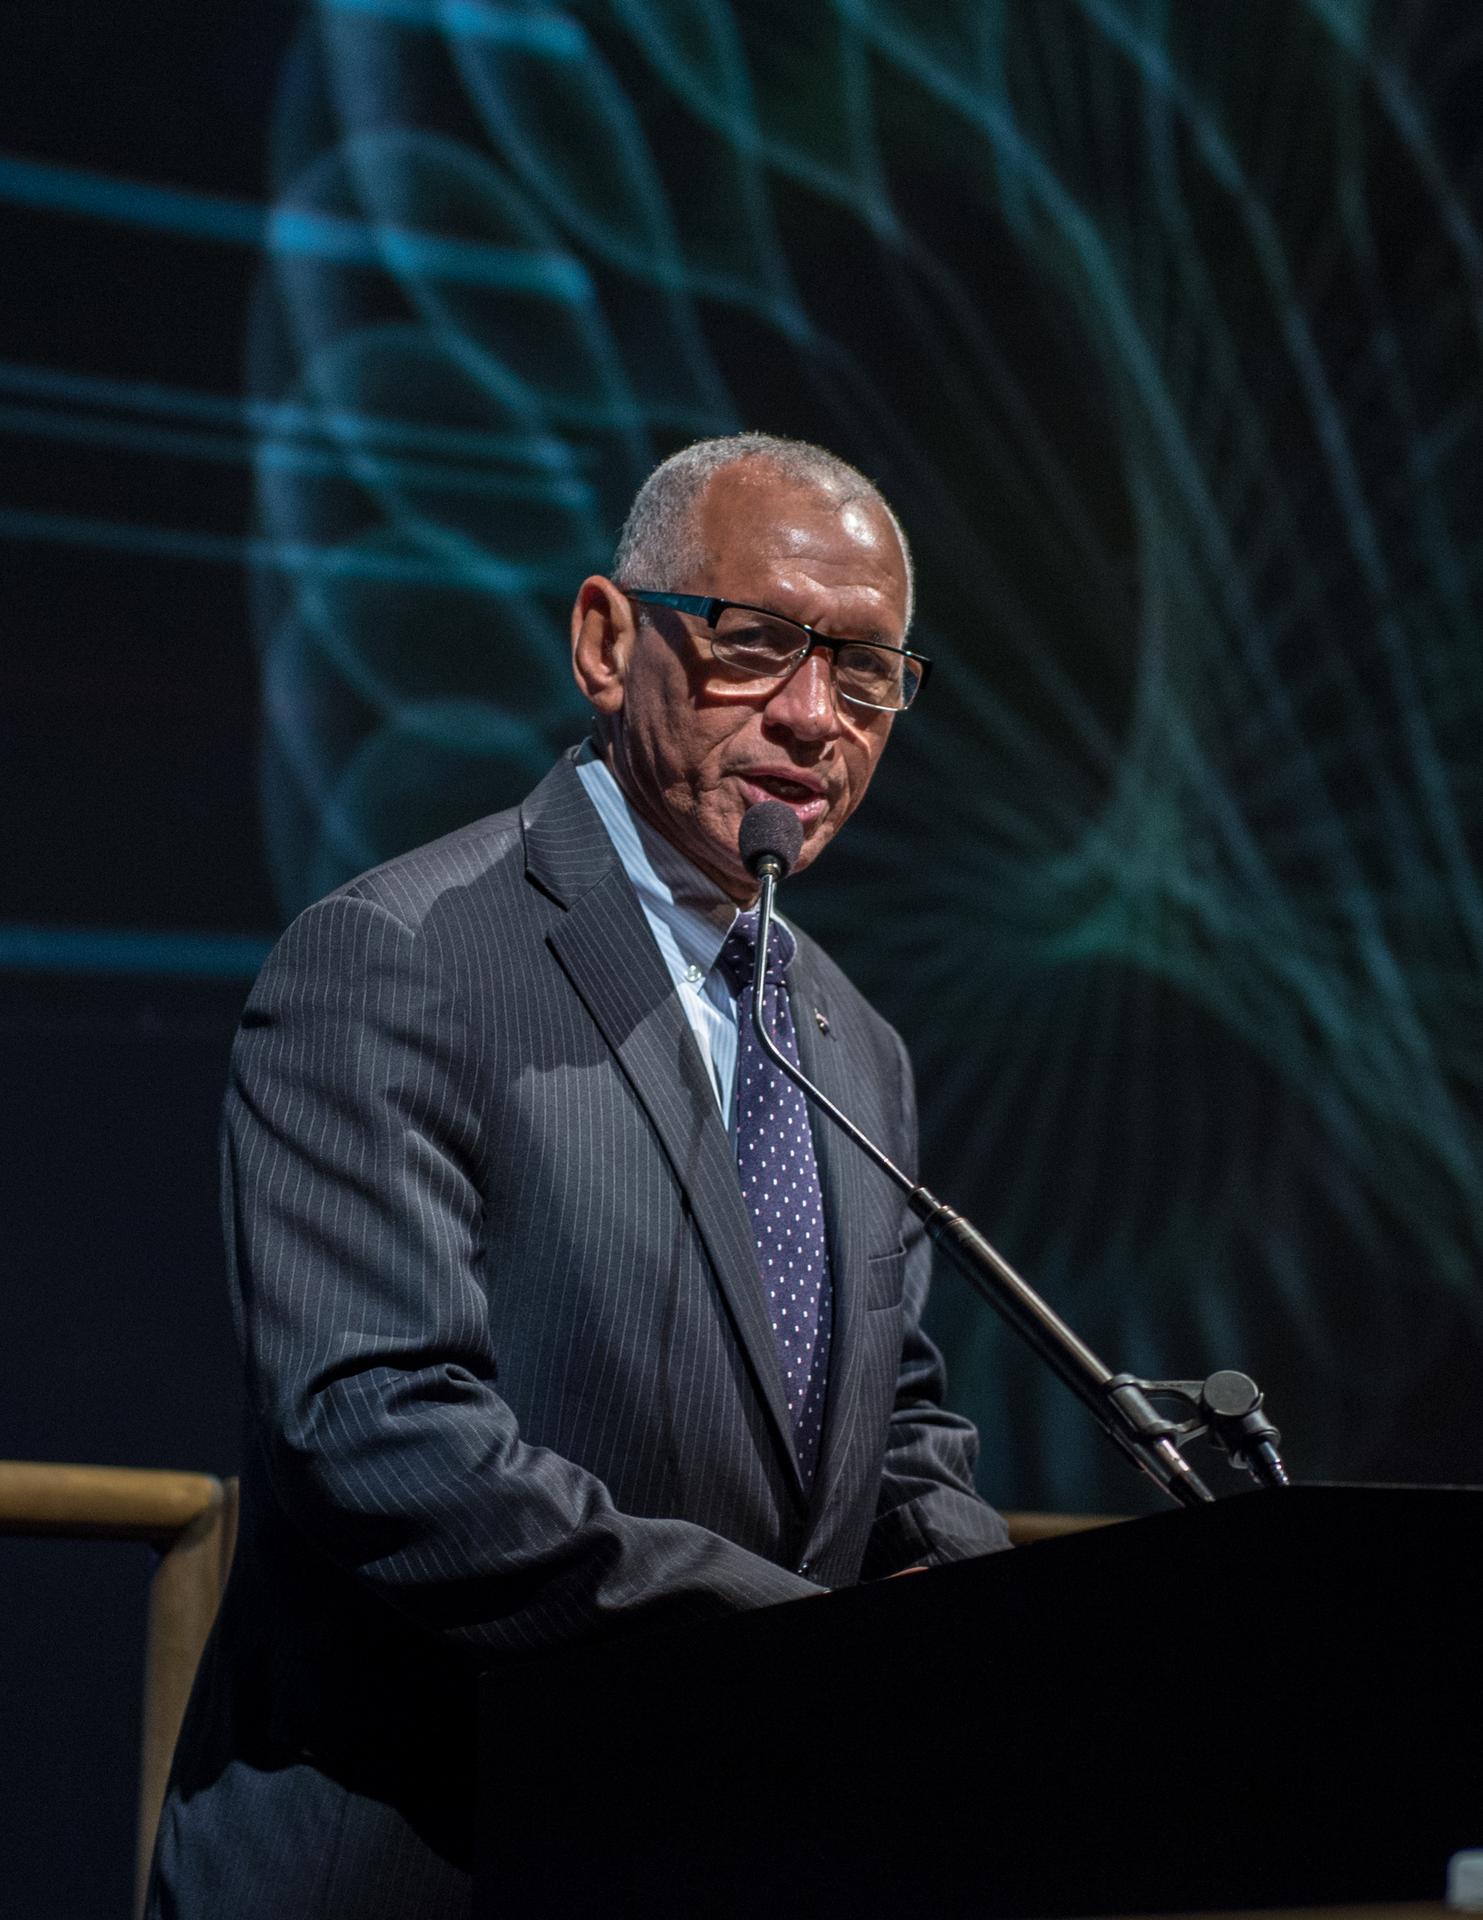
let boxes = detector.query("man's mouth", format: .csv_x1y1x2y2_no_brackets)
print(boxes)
736,770,830,824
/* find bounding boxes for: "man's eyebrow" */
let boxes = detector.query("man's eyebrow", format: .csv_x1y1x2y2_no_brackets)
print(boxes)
760,600,901,647
775,607,894,645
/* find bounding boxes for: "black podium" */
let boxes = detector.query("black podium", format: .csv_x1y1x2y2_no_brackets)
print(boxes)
475,1487,1482,1915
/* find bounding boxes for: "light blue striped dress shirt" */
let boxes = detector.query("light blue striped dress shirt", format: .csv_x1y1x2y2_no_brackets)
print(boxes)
575,742,764,1130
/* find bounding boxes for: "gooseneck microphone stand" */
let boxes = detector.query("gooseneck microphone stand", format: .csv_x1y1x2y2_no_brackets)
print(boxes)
738,801,1288,1508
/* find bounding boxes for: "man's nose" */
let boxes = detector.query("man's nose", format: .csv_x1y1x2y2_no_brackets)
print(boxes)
762,649,840,736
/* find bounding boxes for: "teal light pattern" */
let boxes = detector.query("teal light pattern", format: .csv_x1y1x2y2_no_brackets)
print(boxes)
250,1,1483,1506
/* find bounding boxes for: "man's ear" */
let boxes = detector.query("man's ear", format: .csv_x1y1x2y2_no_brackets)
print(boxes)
570,576,635,718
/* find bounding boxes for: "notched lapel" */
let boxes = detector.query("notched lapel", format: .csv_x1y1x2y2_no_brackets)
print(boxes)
546,869,807,1502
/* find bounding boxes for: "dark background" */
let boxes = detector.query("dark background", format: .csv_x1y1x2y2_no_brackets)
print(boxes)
4,4,1481,1914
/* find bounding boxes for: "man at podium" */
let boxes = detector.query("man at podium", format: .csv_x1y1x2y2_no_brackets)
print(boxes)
149,433,1010,1918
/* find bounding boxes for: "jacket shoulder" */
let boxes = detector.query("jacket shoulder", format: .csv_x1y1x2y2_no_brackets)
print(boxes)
301,749,600,939
336,806,526,934
247,808,531,1008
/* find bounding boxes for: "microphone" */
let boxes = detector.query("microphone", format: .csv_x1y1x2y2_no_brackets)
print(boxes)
738,799,803,884
737,805,1246,1510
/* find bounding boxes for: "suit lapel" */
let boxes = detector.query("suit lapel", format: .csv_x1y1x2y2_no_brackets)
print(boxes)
787,944,871,1530
525,760,807,1503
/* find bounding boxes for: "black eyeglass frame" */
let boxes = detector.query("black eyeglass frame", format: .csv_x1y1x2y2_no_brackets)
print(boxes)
623,588,932,712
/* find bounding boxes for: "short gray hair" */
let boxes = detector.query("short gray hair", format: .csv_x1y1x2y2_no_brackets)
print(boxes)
611,432,915,629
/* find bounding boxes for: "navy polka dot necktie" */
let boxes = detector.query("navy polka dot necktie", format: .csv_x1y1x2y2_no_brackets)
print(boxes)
718,910,833,1486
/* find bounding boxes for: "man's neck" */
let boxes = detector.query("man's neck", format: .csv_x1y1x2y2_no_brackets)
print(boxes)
592,738,758,910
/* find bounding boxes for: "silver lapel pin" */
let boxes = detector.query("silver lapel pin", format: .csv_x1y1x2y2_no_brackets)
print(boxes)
813,1007,830,1035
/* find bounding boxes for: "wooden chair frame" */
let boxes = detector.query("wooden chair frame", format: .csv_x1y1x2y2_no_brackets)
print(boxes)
0,1461,238,1920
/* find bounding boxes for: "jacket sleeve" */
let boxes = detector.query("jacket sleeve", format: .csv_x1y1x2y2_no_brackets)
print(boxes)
860,1032,1013,1578
224,891,818,1661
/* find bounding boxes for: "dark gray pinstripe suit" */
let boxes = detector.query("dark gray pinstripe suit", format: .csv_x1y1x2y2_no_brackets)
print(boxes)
149,751,1008,1919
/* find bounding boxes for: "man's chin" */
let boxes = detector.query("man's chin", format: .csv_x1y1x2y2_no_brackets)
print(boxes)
687,801,839,901
733,813,836,887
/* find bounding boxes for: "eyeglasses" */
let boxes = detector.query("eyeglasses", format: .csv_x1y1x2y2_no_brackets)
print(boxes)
623,589,931,713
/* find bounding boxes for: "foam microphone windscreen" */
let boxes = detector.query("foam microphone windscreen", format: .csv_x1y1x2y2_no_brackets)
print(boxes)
738,800,805,878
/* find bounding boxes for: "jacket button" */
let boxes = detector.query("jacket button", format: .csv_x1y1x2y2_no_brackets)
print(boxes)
795,1560,812,1578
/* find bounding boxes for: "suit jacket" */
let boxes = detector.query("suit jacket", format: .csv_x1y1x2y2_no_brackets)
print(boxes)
149,752,1008,1919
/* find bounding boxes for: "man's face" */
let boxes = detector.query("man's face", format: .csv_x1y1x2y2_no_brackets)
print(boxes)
591,463,909,903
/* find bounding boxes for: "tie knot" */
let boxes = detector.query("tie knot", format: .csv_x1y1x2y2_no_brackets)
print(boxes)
717,909,797,996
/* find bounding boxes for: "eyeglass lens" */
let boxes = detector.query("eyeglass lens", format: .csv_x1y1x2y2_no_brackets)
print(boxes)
711,607,921,709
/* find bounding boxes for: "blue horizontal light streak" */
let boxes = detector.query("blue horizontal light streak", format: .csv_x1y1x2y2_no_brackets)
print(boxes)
323,0,586,56
0,925,275,981
0,506,566,590
0,359,580,470
0,154,590,299
0,401,592,505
